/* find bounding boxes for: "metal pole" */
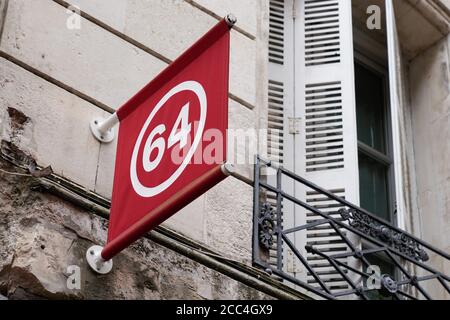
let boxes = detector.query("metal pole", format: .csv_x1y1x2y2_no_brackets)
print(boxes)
221,162,235,176
90,112,119,143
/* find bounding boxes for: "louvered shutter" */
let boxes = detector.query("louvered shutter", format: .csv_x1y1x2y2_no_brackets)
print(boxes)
266,0,296,271
293,0,359,291
267,0,294,171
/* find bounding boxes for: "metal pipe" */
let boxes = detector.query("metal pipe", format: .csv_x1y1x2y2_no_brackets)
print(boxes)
221,162,254,187
97,112,119,134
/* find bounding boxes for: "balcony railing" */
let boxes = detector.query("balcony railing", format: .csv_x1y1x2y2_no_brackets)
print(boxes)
252,156,450,300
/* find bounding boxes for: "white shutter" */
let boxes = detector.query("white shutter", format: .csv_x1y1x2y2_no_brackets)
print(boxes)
268,0,294,171
293,0,359,291
266,0,296,271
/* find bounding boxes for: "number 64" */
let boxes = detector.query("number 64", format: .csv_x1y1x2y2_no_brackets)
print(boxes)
142,103,192,172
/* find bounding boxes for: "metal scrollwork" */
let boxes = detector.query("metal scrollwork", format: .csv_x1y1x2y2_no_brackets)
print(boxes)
258,203,276,249
380,274,398,296
253,157,450,300
339,208,429,262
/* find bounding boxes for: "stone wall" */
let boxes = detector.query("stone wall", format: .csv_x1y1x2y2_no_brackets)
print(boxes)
408,35,450,299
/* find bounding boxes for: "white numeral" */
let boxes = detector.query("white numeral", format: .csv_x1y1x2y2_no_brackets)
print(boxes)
142,104,192,172
168,103,192,150
143,124,166,173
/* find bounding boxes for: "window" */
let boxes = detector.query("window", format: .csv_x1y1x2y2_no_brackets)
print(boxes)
354,58,395,223
355,56,399,300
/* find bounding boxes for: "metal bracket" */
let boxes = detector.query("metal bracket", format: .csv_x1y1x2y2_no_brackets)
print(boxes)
90,118,115,143
86,245,113,274
90,113,119,144
221,162,235,176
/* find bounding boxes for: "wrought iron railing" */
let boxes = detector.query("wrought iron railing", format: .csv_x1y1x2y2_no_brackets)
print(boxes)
252,156,450,300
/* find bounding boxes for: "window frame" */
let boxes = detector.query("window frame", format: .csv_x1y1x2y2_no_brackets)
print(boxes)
354,50,397,225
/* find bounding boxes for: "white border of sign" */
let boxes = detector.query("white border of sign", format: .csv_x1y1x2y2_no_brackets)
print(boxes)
130,81,207,198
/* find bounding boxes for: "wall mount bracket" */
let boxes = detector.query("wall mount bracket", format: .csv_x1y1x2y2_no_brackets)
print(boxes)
90,113,119,144
86,245,113,274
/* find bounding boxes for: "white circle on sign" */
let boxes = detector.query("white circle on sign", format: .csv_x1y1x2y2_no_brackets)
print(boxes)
130,81,207,198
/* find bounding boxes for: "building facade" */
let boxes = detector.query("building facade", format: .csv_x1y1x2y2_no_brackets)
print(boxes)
0,0,449,300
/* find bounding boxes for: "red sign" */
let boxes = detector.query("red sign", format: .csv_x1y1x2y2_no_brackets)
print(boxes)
101,19,231,260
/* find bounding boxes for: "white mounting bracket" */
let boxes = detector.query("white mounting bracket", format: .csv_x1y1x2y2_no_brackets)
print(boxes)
86,245,113,274
90,113,119,144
